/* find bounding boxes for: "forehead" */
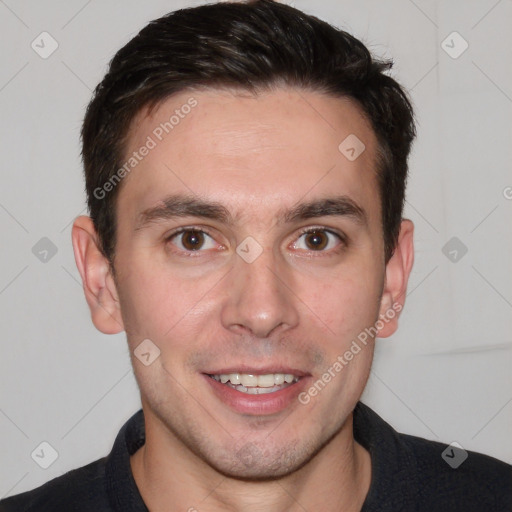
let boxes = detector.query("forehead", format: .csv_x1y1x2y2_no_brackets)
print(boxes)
118,87,381,230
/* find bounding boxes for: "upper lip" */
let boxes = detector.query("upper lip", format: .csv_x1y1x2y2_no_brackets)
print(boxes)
204,366,310,377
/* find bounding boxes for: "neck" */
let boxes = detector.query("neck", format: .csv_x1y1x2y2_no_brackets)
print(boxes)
130,411,371,512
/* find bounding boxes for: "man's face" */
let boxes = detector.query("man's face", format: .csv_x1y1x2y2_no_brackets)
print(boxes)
111,87,389,478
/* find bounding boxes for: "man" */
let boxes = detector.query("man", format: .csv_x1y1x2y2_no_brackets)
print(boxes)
1,1,510,510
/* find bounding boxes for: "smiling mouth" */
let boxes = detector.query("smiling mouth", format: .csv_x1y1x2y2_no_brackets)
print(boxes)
207,373,301,395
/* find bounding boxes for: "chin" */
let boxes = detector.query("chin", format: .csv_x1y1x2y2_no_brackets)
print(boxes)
203,438,319,482
212,457,305,482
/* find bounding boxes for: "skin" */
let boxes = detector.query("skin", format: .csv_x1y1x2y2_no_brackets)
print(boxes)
72,87,414,511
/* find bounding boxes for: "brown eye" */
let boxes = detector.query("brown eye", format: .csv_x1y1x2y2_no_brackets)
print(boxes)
180,230,205,250
293,229,343,253
304,231,328,250
168,229,217,252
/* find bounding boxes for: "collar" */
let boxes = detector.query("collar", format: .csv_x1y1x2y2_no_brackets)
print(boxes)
106,409,148,511
105,402,419,511
353,402,420,511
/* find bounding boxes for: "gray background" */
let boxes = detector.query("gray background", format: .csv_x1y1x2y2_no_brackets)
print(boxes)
1,0,511,497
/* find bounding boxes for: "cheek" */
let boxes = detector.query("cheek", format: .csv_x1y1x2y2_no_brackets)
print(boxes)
116,257,220,345
298,264,382,338
115,263,175,339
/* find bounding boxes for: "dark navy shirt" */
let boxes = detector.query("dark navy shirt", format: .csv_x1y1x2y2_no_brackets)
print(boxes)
1,402,511,511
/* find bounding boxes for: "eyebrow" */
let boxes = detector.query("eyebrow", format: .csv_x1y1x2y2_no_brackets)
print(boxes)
134,193,368,231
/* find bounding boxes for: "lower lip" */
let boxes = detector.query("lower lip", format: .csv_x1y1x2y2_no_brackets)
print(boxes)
202,374,310,415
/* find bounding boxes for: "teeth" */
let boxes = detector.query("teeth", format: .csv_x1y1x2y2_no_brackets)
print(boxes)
257,374,275,387
240,374,258,387
210,373,300,388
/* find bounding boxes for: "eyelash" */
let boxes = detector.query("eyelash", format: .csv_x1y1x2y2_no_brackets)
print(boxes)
164,226,347,256
294,227,346,253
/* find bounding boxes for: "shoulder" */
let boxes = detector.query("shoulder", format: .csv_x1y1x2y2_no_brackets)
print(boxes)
0,457,110,512
399,431,512,510
354,402,512,511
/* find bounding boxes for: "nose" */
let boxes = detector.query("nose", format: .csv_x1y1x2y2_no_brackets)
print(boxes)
220,246,300,339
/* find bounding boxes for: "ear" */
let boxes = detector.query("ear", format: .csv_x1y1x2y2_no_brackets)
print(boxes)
71,215,124,334
376,219,414,338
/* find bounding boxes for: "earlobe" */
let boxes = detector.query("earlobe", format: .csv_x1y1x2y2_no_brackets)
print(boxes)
71,215,124,334
376,219,414,338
